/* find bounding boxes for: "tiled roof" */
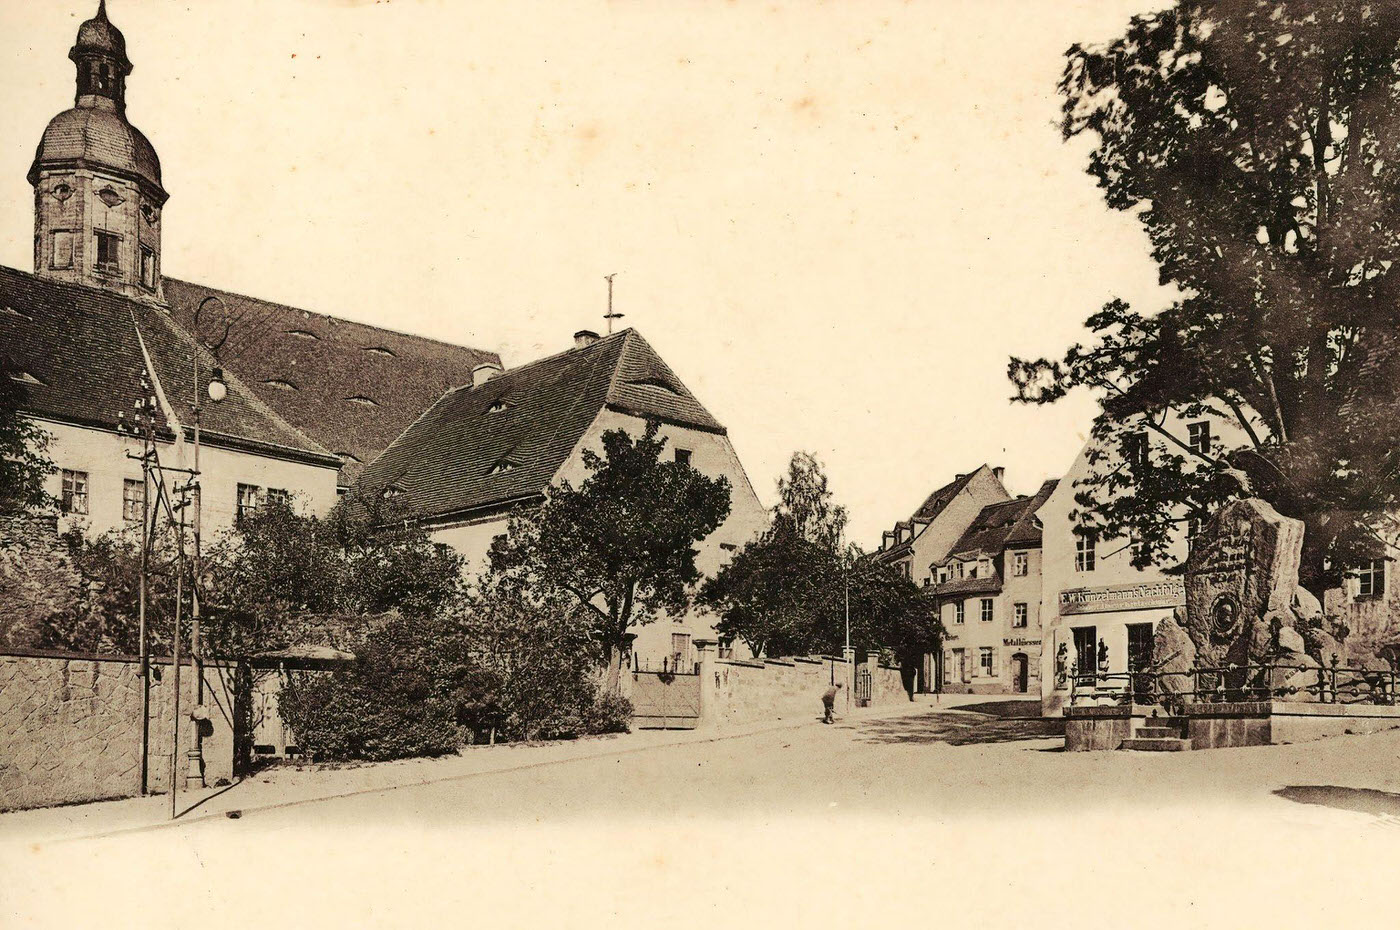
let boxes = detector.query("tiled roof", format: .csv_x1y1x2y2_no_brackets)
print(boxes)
874,540,912,563
912,470,978,521
925,574,1003,599
30,107,163,196
945,479,1059,560
164,278,499,486
359,329,724,522
0,265,336,465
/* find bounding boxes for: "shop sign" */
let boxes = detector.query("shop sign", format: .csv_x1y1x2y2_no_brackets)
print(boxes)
1003,637,1041,647
1058,580,1185,616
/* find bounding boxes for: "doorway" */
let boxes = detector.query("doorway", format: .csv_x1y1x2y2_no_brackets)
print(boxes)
1011,653,1029,693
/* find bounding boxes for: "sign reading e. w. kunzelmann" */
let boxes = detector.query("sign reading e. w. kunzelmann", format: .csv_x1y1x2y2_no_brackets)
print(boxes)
1058,580,1185,616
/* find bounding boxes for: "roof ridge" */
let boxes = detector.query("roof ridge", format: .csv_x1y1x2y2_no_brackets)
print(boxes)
163,277,499,359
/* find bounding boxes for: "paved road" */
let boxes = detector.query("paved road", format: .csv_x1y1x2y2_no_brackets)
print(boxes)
4,702,1398,929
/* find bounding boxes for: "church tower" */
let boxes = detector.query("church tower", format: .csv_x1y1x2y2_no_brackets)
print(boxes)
28,2,168,301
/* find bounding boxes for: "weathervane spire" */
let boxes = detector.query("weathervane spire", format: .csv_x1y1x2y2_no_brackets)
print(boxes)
604,273,624,334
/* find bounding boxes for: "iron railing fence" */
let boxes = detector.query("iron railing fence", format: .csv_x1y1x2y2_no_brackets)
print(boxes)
1067,656,1399,708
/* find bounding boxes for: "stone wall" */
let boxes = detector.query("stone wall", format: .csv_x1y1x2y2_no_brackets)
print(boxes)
0,510,82,649
0,649,235,811
697,652,908,729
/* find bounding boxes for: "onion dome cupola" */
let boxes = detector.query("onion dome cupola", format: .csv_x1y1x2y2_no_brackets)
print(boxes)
28,1,168,301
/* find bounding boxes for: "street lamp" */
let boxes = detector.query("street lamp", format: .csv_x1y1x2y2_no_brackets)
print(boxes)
184,300,227,793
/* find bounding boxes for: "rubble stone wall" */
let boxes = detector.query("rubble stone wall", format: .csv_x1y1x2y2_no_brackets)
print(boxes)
0,510,82,649
0,649,235,811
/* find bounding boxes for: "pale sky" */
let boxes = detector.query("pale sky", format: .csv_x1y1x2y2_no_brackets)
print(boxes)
0,0,1175,547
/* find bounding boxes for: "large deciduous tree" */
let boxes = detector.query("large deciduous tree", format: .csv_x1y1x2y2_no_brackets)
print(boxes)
703,452,940,664
1012,1,1400,586
484,420,732,693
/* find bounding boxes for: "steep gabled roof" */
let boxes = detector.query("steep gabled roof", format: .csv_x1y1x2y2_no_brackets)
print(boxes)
0,265,336,466
944,479,1059,560
359,329,724,522
163,278,500,486
912,469,979,521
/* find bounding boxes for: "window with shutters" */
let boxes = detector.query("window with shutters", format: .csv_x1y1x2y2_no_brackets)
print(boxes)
979,647,993,677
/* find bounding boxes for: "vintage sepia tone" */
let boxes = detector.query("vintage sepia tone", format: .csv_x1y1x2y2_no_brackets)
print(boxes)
3,2,1400,927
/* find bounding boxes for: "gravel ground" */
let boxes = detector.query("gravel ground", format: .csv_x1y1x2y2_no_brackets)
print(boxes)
3,701,1397,929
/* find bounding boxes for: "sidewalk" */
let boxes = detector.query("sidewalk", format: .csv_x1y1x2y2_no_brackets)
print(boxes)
0,698,937,845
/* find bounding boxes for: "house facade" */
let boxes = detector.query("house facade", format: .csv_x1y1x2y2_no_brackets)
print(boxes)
929,481,1057,695
359,328,770,667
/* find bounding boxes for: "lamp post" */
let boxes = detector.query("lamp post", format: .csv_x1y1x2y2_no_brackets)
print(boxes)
184,301,226,791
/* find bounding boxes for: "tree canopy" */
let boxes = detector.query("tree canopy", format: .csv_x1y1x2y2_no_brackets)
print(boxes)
702,452,940,663
1012,0,1400,585
0,354,54,511
484,420,732,692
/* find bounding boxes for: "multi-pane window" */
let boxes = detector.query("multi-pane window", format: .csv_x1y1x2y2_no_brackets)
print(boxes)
979,647,994,677
51,231,74,269
980,598,994,622
95,230,120,274
1075,533,1096,572
60,469,88,515
237,483,263,522
1013,602,1028,628
954,602,965,625
1012,551,1028,577
122,478,144,523
1358,559,1386,598
266,487,291,509
1187,421,1211,455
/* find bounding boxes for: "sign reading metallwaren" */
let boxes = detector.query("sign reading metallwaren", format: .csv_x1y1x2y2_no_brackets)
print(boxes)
1058,580,1185,616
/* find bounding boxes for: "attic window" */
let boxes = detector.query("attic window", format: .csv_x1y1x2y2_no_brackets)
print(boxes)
628,377,680,394
337,452,362,465
346,396,378,407
487,399,514,414
363,347,397,357
488,460,517,476
9,371,44,386
262,379,298,391
1,306,32,320
287,329,320,340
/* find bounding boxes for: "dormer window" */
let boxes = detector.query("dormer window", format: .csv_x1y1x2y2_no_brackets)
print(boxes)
336,452,362,465
363,347,396,357
287,329,320,340
263,379,298,391
9,370,44,386
487,398,514,414
346,396,378,407
488,460,516,476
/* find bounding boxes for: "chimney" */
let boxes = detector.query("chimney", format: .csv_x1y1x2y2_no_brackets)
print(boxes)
471,362,503,388
992,466,1006,485
574,329,600,349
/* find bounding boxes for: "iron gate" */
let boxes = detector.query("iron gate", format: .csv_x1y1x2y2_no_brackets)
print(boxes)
630,669,702,729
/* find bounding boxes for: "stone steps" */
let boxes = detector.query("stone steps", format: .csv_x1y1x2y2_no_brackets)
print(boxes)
1119,736,1193,751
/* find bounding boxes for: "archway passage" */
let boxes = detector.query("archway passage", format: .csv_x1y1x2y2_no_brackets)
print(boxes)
1011,653,1029,694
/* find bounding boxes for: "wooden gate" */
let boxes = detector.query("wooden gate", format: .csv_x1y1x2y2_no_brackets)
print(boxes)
630,669,701,729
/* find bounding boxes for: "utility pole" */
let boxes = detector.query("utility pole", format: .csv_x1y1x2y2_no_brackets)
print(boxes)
604,273,623,334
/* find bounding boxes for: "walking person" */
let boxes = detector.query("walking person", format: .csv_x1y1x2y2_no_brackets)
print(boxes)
822,682,843,724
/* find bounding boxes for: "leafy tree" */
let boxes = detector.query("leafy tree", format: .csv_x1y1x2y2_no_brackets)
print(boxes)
485,420,732,693
775,451,848,549
1012,1,1400,586
0,354,55,510
703,452,939,663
